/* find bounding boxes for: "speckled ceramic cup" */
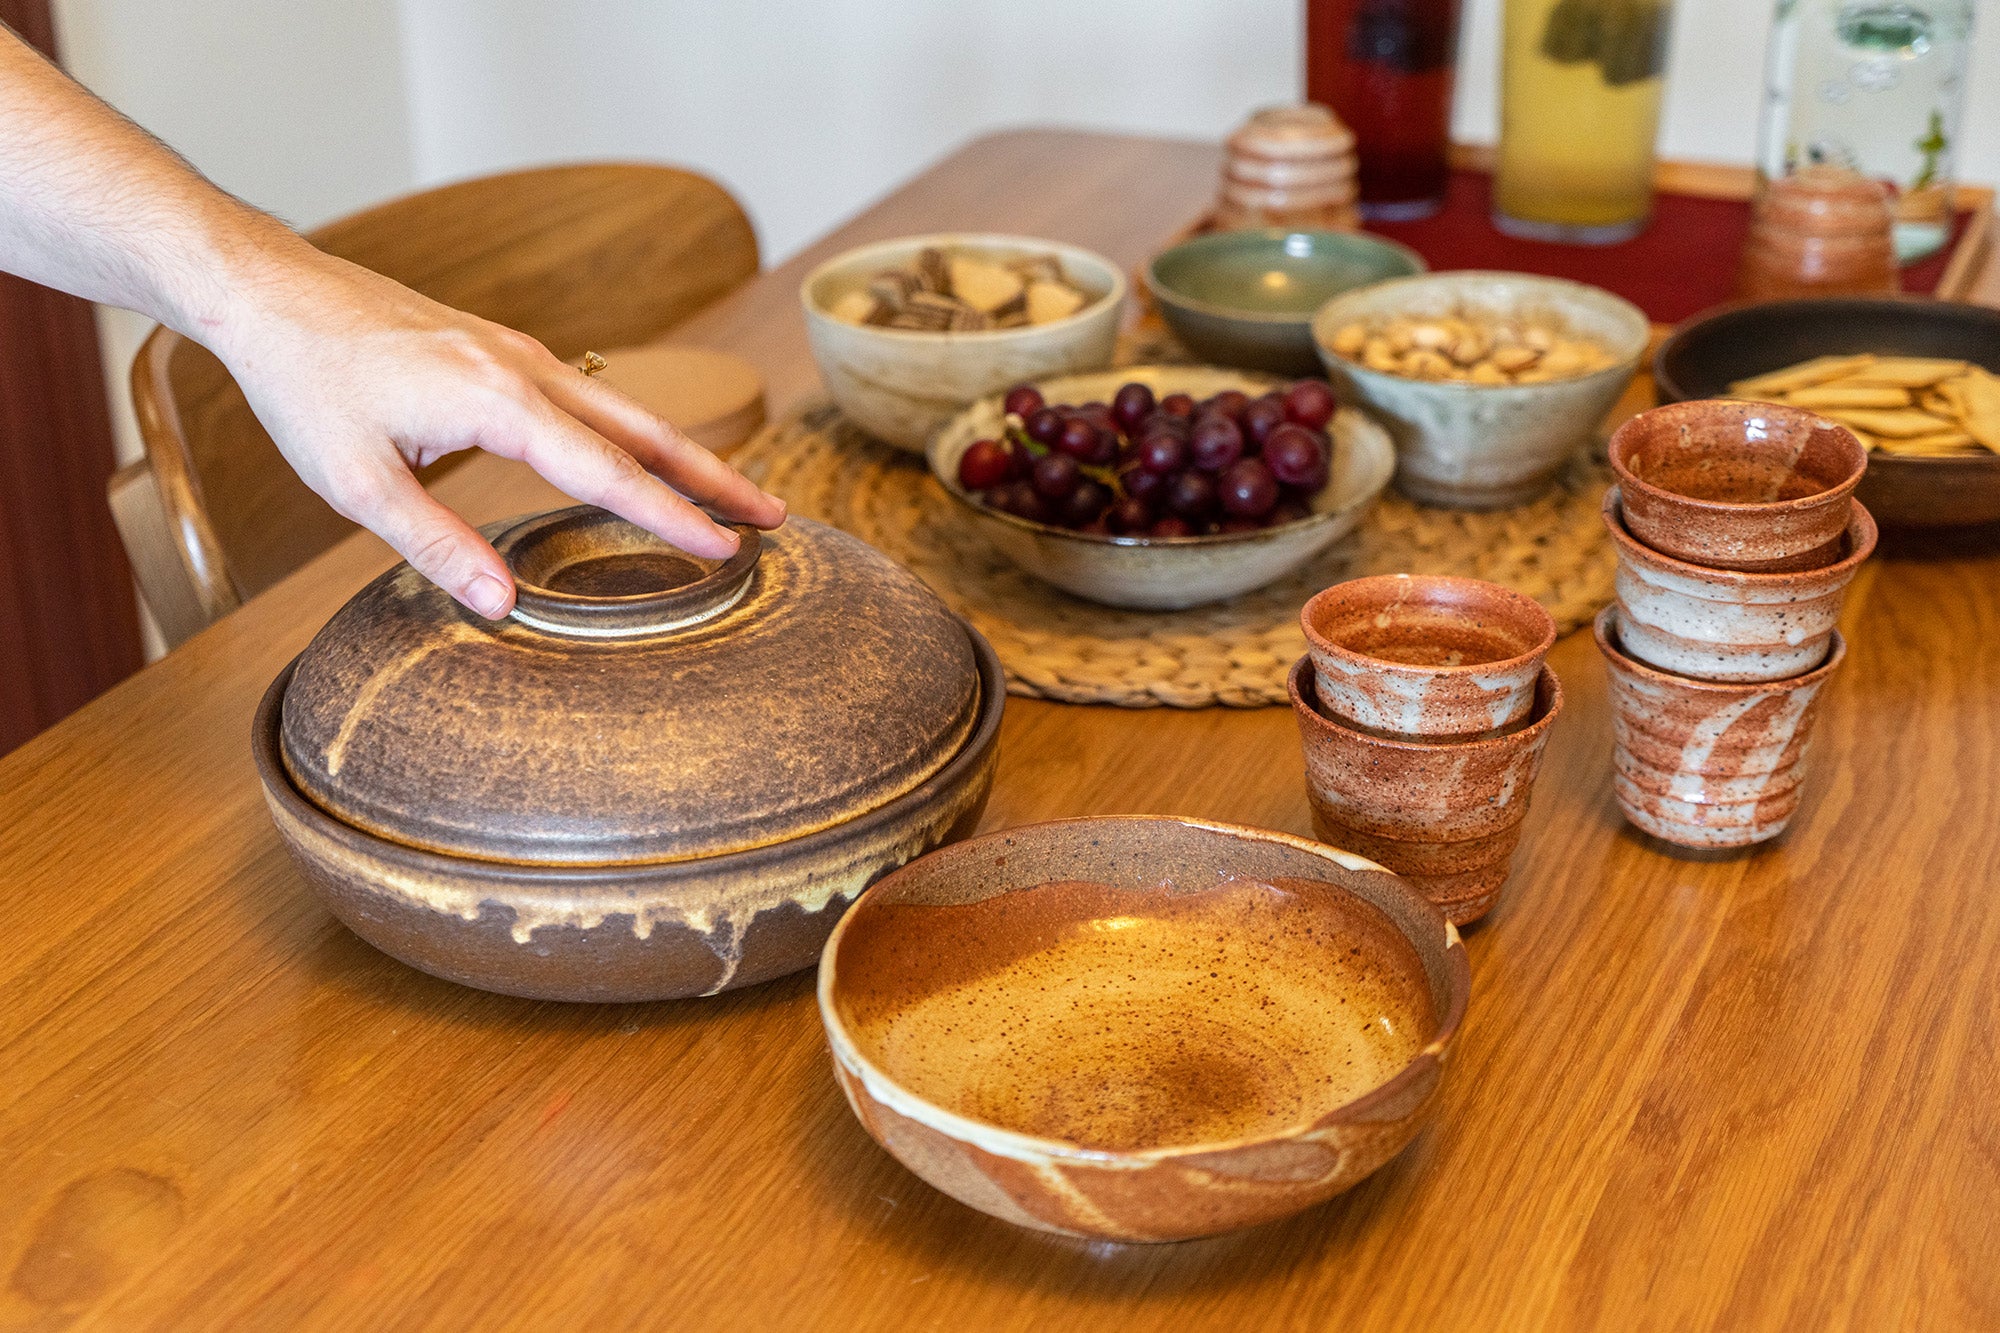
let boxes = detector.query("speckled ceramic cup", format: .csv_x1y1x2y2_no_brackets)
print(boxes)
1606,486,1875,684
1609,400,1867,573
1301,574,1557,741
1289,656,1563,924
1596,607,1847,849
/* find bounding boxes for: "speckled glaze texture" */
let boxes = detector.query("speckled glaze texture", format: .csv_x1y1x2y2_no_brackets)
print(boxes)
1596,607,1846,849
1606,487,1876,683
1301,574,1556,739
930,367,1395,610
253,639,1004,1001
1288,657,1563,924
1311,272,1650,509
817,816,1469,1243
1609,400,1866,572
801,233,1124,453
280,512,978,866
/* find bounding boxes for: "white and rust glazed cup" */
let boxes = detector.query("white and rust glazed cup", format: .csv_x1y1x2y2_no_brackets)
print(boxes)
1289,656,1563,924
1605,485,1876,683
1596,607,1847,849
1608,400,1867,573
1301,574,1557,740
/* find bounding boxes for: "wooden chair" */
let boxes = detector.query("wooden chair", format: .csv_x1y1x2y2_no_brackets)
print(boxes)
109,162,760,649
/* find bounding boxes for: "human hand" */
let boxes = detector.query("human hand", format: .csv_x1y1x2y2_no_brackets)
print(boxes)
211,247,786,619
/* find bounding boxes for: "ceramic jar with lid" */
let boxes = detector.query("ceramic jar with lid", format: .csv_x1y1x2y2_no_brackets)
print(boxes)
254,506,1005,1002
1738,166,1900,301
1214,105,1361,232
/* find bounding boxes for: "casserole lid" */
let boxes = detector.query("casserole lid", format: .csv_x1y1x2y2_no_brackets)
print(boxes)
278,507,981,867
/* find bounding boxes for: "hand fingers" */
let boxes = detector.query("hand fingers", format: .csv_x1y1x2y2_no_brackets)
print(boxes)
482,393,745,560
534,364,787,529
334,461,516,619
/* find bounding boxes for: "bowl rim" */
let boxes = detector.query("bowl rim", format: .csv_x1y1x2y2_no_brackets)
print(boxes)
1144,227,1429,326
1299,573,1557,684
1607,399,1869,517
1603,485,1880,588
1652,294,2000,467
252,620,1009,883
816,813,1470,1166
926,365,1397,549
798,231,1127,342
1288,655,1566,755
1595,605,1850,695
1309,268,1651,395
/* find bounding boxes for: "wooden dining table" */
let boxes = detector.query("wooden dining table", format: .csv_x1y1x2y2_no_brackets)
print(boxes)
6,129,1999,1331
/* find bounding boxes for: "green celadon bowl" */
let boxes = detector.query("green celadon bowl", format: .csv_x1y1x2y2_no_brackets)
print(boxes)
1147,228,1427,377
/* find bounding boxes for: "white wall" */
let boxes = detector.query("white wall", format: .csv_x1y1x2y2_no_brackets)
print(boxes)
395,0,2000,262
395,0,1308,265
48,0,2000,465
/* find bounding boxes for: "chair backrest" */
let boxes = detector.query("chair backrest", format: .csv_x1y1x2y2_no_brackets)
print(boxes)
122,162,760,641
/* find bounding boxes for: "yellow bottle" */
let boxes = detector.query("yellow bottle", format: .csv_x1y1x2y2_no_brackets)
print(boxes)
1493,0,1672,244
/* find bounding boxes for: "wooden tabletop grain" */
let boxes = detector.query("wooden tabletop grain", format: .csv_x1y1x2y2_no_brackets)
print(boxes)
5,130,2000,1332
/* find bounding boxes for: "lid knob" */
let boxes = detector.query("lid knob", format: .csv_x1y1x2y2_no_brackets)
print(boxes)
493,506,760,639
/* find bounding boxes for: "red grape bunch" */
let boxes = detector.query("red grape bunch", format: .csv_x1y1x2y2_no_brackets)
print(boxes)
956,378,1339,539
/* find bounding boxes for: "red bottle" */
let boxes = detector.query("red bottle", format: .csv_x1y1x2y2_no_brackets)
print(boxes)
1305,0,1463,220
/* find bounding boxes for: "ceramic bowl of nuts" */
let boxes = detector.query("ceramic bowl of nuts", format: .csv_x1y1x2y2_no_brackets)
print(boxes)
929,366,1396,610
802,233,1126,453
1312,271,1650,509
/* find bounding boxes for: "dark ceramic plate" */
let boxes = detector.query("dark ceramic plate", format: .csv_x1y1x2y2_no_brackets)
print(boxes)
1654,297,2000,528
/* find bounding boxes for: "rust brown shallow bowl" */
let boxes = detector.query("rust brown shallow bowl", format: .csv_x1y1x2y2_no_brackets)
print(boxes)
818,816,1468,1243
1654,297,2000,528
253,631,1003,1002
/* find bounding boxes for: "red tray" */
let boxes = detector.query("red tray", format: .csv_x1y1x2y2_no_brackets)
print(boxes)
1364,168,1984,325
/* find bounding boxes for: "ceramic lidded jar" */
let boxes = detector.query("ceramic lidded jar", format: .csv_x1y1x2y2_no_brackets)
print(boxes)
255,506,1005,1003
1738,166,1899,301
1216,104,1361,232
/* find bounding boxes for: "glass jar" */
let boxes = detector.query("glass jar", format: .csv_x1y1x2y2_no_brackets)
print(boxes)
1492,0,1675,244
1306,0,1465,220
1757,0,1977,261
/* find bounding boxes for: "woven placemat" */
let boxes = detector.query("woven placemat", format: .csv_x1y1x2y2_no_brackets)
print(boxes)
731,384,1618,707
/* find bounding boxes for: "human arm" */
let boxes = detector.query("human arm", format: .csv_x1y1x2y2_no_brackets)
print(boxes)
0,26,784,619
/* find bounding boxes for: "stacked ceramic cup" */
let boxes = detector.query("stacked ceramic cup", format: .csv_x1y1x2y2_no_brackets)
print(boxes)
1290,574,1562,926
1600,400,1876,848
1214,105,1361,233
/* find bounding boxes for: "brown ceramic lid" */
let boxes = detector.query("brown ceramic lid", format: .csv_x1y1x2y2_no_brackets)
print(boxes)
1226,104,1357,161
279,507,981,867
1756,167,1895,238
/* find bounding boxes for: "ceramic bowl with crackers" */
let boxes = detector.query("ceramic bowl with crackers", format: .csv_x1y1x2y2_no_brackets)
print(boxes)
1656,297,2000,528
1312,272,1650,510
802,234,1126,453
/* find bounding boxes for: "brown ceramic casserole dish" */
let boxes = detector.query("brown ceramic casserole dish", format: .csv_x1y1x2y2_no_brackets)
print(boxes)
252,506,1005,1002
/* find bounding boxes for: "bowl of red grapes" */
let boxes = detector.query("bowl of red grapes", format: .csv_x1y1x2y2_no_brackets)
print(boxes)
928,367,1395,610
